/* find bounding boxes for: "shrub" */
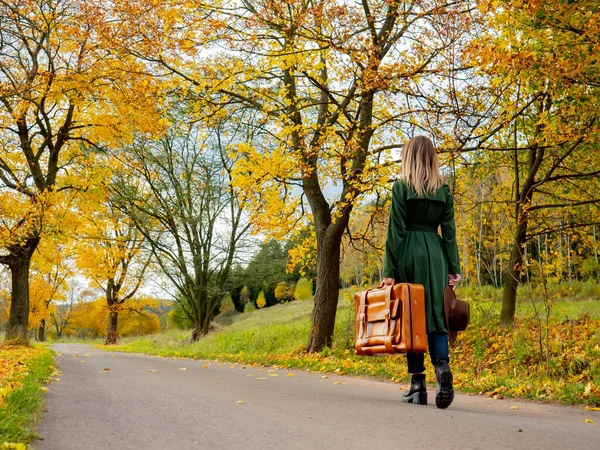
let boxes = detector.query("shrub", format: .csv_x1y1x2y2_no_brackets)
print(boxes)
274,282,294,302
294,277,313,300
256,291,266,309
244,301,256,313
220,293,235,314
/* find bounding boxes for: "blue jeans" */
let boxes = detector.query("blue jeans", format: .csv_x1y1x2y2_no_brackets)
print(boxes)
406,332,449,374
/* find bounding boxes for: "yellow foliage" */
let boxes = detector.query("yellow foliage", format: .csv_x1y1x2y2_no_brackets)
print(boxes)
274,283,293,302
256,291,266,309
293,278,313,301
0,346,48,407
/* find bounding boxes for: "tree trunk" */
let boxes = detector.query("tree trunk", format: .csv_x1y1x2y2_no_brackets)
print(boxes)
191,323,203,342
105,310,118,345
500,222,527,327
38,318,46,342
307,232,342,353
5,256,33,343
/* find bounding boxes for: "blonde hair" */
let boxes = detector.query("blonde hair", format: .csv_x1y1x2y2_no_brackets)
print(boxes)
400,135,443,197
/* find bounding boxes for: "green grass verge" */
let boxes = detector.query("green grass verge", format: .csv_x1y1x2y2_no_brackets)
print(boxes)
0,347,55,446
107,287,600,406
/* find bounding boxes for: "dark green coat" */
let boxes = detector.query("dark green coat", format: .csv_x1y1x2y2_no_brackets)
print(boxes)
382,180,461,333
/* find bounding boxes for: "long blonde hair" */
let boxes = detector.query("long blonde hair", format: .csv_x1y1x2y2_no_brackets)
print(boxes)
400,135,443,197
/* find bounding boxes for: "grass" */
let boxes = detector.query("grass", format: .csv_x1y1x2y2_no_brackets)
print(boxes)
107,285,600,406
0,346,55,447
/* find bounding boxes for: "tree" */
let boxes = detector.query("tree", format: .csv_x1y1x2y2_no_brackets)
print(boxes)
0,0,160,342
112,122,250,340
76,198,151,344
48,281,93,339
220,1,475,351
244,240,291,307
105,0,472,351
29,238,74,341
465,0,600,326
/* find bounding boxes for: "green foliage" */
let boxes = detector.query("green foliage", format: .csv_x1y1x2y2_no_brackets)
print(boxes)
256,291,266,309
243,240,297,307
243,301,256,313
219,293,235,314
167,302,194,330
293,278,313,301
0,347,54,445
581,258,600,281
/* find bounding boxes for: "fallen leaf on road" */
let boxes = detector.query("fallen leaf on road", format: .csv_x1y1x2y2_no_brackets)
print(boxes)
585,419,594,424
268,374,278,377
248,374,256,377
334,382,345,385
219,363,223,367
258,368,264,371
237,400,244,404
585,406,600,411
320,375,329,379
257,377,266,380
146,369,156,372
286,373,295,377
100,368,111,373
179,368,187,371
201,365,208,369
230,365,235,368
80,360,85,363
510,405,519,410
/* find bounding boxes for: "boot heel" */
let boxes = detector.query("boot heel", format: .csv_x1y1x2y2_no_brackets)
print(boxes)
402,391,428,405
413,391,428,405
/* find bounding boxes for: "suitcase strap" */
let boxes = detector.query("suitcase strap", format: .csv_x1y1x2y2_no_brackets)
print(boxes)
357,284,396,354
355,290,368,354
383,285,395,353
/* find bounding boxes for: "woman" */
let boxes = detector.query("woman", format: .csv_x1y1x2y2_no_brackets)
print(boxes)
382,135,461,409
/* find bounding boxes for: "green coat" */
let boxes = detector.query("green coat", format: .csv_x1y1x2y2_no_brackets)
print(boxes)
382,180,461,333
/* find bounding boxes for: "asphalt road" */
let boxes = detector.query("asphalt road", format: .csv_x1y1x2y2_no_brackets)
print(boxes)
35,344,599,450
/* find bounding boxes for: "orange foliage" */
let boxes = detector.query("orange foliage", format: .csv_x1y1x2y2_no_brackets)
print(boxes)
67,297,161,339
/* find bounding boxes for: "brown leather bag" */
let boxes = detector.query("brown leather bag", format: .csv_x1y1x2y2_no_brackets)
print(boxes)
444,286,470,346
354,283,427,355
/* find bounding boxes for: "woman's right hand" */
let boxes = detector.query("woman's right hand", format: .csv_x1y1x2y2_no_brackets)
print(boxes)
383,277,394,286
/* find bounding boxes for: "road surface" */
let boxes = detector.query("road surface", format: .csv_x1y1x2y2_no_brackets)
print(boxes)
35,344,599,449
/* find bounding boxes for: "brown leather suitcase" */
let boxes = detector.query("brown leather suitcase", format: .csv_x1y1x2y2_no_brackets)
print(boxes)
354,283,427,355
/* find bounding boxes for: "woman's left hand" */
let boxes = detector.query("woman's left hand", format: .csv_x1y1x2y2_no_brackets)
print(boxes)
448,274,461,290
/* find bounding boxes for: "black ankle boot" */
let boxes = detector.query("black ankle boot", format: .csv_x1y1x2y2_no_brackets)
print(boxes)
402,373,427,405
435,359,454,409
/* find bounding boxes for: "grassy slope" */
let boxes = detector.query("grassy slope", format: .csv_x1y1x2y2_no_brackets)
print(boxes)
110,286,600,406
0,346,55,446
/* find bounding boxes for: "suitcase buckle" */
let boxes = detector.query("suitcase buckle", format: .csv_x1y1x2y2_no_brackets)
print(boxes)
384,309,390,319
